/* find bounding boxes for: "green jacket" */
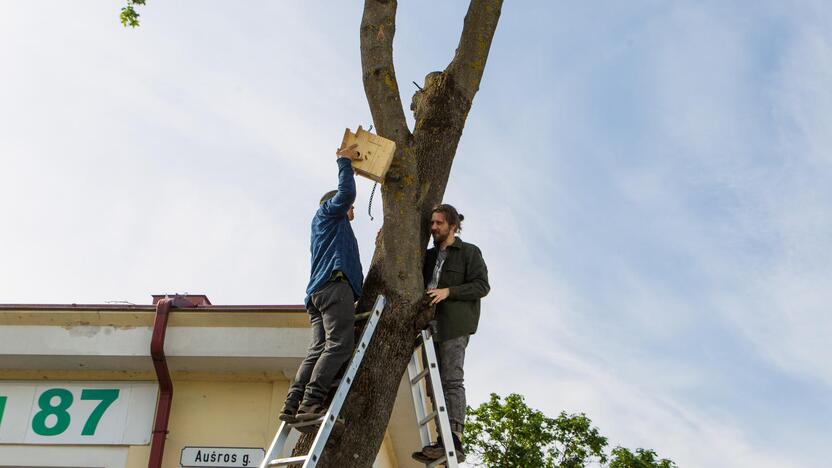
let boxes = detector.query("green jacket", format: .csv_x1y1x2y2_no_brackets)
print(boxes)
423,238,490,342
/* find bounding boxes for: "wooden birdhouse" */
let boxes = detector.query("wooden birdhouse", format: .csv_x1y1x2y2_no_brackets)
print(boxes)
340,126,396,183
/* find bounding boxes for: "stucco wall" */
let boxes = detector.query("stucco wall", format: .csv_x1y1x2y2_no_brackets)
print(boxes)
126,379,288,468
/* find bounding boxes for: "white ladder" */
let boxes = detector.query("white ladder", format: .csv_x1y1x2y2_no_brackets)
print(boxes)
260,295,386,468
408,326,460,467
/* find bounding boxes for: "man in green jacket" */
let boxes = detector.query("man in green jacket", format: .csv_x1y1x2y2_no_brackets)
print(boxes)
414,204,490,463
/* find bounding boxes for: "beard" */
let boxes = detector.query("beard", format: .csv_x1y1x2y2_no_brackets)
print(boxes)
432,230,449,245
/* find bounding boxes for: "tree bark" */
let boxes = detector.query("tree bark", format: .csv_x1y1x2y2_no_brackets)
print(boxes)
305,1,503,466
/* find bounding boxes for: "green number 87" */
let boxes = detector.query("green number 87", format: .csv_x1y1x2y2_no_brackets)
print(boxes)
31,387,121,437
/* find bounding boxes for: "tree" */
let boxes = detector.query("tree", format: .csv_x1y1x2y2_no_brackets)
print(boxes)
336,4,503,466
121,1,503,466
465,393,608,467
465,394,677,468
609,447,677,468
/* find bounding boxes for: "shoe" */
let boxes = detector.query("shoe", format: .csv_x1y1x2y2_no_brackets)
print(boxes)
422,435,466,463
278,399,299,423
411,451,439,463
421,441,445,459
295,403,327,422
413,442,443,462
294,404,344,434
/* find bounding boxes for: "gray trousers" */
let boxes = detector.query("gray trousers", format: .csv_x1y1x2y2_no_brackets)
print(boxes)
288,280,355,406
434,334,469,435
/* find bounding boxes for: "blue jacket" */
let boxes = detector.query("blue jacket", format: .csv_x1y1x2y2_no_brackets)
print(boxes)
304,158,364,307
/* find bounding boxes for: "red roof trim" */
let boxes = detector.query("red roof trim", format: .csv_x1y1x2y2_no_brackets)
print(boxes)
0,304,307,312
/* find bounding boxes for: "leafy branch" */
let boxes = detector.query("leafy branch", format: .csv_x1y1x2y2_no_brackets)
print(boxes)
120,0,146,28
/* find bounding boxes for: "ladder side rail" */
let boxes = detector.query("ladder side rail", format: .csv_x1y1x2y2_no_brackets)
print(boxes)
407,347,434,447
259,422,293,468
421,329,459,468
300,295,386,468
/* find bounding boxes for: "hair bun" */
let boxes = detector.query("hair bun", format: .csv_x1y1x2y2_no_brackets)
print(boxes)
458,214,465,222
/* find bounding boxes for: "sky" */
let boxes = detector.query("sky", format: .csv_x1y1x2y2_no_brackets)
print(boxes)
1,1,831,467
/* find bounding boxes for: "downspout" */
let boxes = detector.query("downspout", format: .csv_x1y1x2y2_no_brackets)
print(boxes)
148,298,174,468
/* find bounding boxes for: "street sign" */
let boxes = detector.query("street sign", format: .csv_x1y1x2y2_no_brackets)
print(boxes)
181,447,265,468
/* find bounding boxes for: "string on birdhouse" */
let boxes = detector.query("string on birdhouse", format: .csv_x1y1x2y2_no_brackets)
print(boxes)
368,181,378,221
365,124,378,221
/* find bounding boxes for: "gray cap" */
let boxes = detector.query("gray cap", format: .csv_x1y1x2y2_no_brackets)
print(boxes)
320,190,338,206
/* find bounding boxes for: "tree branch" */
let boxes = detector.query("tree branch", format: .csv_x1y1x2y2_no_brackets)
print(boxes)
445,0,503,101
360,0,411,145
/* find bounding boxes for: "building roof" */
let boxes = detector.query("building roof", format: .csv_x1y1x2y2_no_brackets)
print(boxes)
0,301,311,379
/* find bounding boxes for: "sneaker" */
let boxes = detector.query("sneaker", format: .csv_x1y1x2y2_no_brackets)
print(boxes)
421,441,445,459
422,440,465,463
295,403,327,422
411,451,439,463
294,404,344,434
415,438,466,463
423,435,466,462
278,399,299,423
413,442,443,461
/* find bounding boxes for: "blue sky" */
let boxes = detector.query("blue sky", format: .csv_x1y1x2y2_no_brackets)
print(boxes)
2,1,831,466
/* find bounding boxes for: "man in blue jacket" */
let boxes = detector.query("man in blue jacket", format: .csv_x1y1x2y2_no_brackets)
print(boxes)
279,143,363,423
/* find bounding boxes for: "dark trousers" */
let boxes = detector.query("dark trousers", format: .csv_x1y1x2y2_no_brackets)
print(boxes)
287,280,355,406
436,335,469,435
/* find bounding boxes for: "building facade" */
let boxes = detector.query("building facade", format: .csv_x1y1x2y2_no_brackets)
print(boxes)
0,296,420,468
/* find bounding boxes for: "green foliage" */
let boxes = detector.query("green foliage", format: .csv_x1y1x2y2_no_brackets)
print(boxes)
609,447,677,468
465,393,677,468
551,410,609,468
120,0,146,28
465,393,607,468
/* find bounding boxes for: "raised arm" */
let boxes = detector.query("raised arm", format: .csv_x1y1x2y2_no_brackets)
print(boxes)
321,158,357,217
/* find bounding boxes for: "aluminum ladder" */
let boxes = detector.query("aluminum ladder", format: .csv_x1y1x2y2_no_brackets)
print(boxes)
408,326,460,467
259,295,386,468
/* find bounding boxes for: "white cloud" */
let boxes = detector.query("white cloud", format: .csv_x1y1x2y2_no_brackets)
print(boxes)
713,9,832,386
2,2,831,467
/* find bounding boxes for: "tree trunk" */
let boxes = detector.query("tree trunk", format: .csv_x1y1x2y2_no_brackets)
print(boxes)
301,1,503,466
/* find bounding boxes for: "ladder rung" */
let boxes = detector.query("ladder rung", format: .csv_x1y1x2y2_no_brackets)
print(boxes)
410,368,430,385
269,455,309,466
427,456,448,468
418,411,437,427
290,418,324,428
